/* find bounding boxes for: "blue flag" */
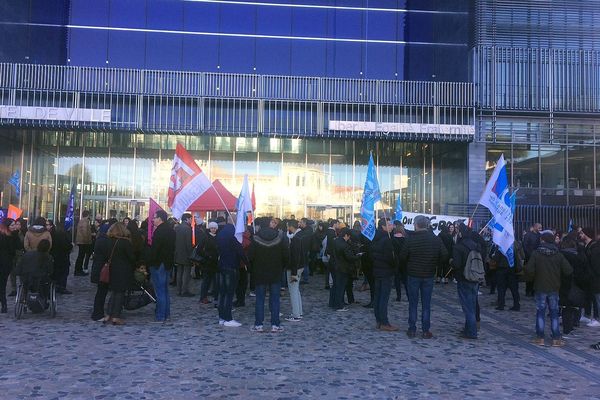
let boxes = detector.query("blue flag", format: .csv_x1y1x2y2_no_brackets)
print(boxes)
394,193,403,223
64,185,76,231
8,169,20,197
360,154,381,241
568,218,574,233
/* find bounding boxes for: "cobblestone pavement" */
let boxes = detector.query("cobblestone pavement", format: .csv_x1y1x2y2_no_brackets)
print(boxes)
2,271,600,399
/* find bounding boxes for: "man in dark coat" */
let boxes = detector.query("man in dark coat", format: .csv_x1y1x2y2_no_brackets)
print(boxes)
399,215,448,339
174,213,194,297
49,222,73,294
523,222,542,296
216,223,247,327
149,210,175,323
371,218,398,331
451,224,483,339
332,228,361,312
525,231,572,347
248,218,289,332
90,222,112,321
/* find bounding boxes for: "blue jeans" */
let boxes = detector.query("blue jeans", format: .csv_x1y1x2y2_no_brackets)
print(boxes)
218,269,238,322
373,276,392,325
301,263,310,283
150,264,170,321
200,270,217,300
254,282,281,327
535,292,560,339
457,280,479,338
406,276,434,333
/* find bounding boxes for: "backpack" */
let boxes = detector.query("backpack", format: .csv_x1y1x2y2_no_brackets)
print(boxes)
464,249,485,283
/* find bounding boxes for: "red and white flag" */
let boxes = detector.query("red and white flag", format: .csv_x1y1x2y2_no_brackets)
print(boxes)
168,143,212,219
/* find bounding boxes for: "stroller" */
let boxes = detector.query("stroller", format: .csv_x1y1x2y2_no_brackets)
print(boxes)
123,267,156,311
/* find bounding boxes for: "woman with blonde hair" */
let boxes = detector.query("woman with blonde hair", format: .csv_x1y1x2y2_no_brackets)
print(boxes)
105,222,135,325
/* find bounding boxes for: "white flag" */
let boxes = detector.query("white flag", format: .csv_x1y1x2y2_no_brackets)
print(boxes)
235,175,253,243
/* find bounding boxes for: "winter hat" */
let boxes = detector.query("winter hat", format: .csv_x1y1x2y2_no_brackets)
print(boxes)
208,222,219,229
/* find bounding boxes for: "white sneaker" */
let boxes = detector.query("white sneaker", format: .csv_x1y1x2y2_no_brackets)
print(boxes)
285,316,302,322
223,320,242,327
336,307,349,312
580,315,592,324
219,319,225,325
249,291,256,297
251,325,264,332
271,325,284,333
587,319,600,327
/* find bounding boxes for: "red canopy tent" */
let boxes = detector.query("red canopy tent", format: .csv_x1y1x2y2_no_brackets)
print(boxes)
187,179,238,212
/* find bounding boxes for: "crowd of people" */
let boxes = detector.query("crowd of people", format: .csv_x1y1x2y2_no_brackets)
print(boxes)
2,209,600,349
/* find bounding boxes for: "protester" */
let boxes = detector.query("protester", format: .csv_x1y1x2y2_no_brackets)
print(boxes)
524,231,572,347
149,210,176,323
48,220,73,294
24,217,52,252
371,218,398,331
332,227,361,312
492,244,520,311
0,219,17,313
451,224,482,340
90,221,113,322
199,221,219,304
391,221,407,303
74,211,93,276
105,222,136,325
248,218,288,333
7,218,26,297
174,213,194,297
559,234,587,337
216,223,247,327
285,220,304,322
523,222,542,296
579,228,600,329
399,215,448,339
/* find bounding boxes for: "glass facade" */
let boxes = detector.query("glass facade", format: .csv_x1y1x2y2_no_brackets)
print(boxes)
0,130,467,222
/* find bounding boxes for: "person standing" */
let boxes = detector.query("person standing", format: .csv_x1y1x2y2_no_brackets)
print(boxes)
105,222,136,325
90,221,113,321
333,227,361,312
579,228,600,327
451,224,482,340
248,218,288,332
0,220,17,313
199,221,219,304
492,244,520,311
149,210,176,323
48,220,73,294
74,211,92,276
399,215,448,339
285,220,304,322
523,222,542,296
174,213,194,297
371,219,398,331
525,231,572,347
216,223,247,327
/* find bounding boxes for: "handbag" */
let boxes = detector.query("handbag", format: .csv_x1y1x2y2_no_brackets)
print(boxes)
99,239,119,284
189,244,205,264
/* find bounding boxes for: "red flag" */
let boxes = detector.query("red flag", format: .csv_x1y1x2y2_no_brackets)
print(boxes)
148,198,164,245
168,143,212,219
7,204,23,220
251,183,256,210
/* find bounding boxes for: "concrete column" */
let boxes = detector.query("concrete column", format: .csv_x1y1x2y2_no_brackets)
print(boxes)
468,141,486,204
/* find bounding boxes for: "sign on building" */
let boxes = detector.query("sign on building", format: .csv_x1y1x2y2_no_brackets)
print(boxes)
0,106,111,123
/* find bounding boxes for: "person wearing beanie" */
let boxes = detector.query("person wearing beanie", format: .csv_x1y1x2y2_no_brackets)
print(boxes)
524,232,573,347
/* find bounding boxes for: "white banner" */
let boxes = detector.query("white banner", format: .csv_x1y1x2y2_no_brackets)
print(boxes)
0,106,111,123
329,120,475,136
397,211,469,235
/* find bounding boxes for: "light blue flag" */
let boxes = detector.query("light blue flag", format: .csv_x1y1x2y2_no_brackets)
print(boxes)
360,154,381,241
64,185,76,231
394,193,403,223
8,169,20,197
568,218,574,233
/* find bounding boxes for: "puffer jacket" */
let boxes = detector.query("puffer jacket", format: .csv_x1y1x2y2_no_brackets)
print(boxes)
524,242,573,293
24,225,52,251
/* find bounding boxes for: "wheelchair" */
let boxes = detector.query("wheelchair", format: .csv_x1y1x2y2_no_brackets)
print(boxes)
14,275,57,320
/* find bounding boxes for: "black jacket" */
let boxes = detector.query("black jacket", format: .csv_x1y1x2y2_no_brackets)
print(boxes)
524,242,573,293
199,232,219,273
108,238,136,292
399,229,448,279
91,232,111,284
333,236,361,274
584,241,600,293
249,227,288,285
150,222,176,270
50,229,73,268
451,237,481,282
371,230,397,278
